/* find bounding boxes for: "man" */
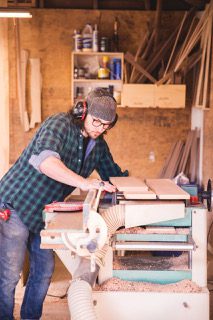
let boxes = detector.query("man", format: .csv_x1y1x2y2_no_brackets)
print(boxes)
0,88,128,320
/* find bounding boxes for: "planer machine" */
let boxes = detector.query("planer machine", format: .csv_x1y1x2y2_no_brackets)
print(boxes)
40,178,209,320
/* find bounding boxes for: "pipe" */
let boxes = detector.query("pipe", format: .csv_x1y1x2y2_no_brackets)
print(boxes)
68,279,97,320
68,205,125,320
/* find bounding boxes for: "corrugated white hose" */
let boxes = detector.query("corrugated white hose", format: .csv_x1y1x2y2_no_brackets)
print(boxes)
68,205,125,320
95,204,125,266
68,279,97,320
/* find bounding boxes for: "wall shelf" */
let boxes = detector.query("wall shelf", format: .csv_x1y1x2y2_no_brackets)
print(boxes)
71,51,124,105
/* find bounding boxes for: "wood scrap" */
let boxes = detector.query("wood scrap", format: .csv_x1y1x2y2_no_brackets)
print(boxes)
158,141,177,178
129,29,150,83
153,0,162,50
14,19,30,132
123,4,212,110
163,11,188,77
29,58,42,128
159,140,184,178
137,9,194,83
125,52,157,84
177,130,194,173
189,128,200,182
159,129,201,182
194,15,210,106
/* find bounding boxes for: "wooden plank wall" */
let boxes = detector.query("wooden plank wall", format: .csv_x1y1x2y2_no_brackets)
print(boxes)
0,19,9,178
7,9,211,181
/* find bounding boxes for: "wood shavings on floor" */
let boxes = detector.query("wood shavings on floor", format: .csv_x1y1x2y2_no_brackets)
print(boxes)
95,278,202,293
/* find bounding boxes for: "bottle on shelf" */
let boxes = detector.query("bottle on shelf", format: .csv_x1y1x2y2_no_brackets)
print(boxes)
73,29,82,52
98,55,110,79
100,37,109,52
110,58,121,80
82,23,93,52
92,24,99,52
111,17,119,52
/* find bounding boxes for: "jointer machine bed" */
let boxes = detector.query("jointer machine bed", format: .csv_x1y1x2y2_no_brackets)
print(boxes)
40,178,209,320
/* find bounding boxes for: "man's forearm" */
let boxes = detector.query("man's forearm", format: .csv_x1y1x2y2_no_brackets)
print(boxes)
39,156,116,193
39,156,86,189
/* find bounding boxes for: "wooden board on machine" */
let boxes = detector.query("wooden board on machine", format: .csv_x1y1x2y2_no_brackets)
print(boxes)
110,177,190,200
109,177,155,200
110,177,148,192
146,179,190,200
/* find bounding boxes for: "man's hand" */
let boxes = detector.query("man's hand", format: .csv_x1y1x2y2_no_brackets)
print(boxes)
80,179,116,193
39,156,116,192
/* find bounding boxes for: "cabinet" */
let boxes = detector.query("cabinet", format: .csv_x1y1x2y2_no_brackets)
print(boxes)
71,52,124,105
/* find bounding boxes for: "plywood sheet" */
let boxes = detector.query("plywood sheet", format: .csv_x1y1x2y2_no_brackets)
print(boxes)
146,179,190,199
110,177,148,192
125,201,185,227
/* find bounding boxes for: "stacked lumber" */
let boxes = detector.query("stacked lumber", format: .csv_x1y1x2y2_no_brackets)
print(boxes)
159,128,200,182
124,2,213,109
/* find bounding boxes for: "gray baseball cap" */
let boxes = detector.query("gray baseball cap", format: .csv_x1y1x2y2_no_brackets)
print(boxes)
86,88,117,122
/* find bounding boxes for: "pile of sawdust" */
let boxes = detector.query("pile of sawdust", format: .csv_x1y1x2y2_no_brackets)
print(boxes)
95,278,202,293
113,252,188,270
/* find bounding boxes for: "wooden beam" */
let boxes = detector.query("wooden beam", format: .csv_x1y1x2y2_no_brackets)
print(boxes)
129,29,149,83
153,0,162,50
139,9,195,83
164,11,188,77
125,51,157,83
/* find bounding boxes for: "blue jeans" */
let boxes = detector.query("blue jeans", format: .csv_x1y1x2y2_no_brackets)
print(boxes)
0,205,55,320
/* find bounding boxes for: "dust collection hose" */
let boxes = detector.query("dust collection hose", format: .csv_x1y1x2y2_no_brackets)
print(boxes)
68,279,97,320
68,205,125,320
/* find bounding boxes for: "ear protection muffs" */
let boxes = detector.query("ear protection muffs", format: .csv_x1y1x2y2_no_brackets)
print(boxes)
72,99,118,129
72,101,88,120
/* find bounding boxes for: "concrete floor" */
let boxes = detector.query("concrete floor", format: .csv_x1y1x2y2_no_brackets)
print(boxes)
14,254,213,320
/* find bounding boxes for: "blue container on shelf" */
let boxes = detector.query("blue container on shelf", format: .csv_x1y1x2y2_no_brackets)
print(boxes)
110,58,121,80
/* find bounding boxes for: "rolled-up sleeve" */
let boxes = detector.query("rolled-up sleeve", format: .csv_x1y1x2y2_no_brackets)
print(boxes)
29,150,61,173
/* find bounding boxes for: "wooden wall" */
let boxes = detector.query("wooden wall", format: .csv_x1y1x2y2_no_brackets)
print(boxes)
8,9,199,180
0,19,9,178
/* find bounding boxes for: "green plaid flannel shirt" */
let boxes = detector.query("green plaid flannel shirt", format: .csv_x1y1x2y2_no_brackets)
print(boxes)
0,113,128,233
